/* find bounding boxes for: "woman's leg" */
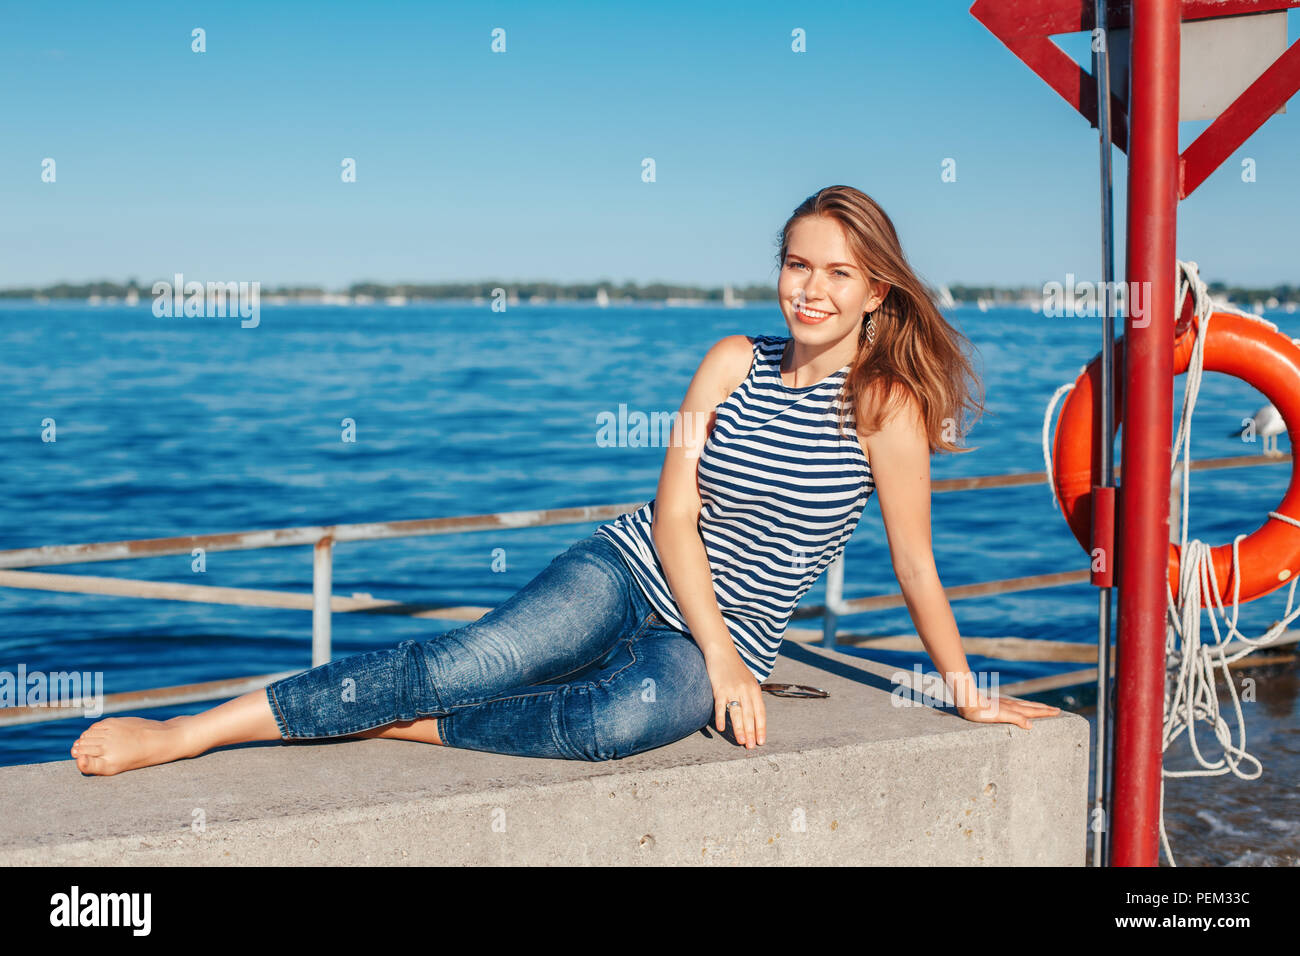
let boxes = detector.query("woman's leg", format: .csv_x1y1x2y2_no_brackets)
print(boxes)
70,690,280,776
430,621,715,761
265,534,645,740
70,534,642,775
353,717,445,745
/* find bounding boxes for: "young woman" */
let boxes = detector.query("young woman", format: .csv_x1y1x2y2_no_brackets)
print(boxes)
70,185,1060,775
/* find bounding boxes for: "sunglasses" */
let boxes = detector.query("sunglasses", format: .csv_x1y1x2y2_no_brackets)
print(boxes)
760,683,829,699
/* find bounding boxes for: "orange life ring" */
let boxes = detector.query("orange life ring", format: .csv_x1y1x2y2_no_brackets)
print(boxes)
1051,311,1300,607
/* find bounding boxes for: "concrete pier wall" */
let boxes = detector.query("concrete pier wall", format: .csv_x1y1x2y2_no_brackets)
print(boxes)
0,642,1089,865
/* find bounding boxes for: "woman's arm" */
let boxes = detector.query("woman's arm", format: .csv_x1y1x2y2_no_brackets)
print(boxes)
863,387,1061,730
651,334,768,747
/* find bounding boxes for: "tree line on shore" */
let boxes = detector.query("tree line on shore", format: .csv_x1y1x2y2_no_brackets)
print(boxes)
2,278,1297,305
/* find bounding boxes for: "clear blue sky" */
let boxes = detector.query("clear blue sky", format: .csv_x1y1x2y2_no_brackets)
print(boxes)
2,0,1297,289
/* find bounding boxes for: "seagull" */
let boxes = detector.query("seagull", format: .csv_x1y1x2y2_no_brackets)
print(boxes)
1228,403,1287,456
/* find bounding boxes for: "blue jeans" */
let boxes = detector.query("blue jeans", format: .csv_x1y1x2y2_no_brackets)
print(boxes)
264,532,716,761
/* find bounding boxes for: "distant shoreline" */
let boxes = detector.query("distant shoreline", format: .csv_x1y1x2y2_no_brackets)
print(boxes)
1,296,1295,314
1,279,1297,311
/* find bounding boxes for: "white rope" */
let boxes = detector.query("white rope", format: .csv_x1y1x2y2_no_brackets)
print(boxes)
1039,260,1298,866
1160,259,1298,866
1042,373,1084,514
1175,259,1273,330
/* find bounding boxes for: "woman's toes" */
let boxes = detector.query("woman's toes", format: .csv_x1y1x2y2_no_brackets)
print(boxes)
67,716,182,775
78,751,118,775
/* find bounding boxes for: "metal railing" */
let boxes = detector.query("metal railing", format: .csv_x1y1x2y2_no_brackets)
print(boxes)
0,453,1290,727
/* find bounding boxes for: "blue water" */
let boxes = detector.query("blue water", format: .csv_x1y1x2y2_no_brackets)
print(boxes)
1,302,1297,796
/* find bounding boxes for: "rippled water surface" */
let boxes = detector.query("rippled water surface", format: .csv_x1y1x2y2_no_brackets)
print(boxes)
1,301,1296,864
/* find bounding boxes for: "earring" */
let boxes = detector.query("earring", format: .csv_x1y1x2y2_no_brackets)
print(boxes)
863,310,877,347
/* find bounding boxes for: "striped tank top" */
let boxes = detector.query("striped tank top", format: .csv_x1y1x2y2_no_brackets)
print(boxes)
594,333,876,683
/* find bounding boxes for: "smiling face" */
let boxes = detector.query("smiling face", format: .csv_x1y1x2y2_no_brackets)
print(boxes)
778,215,889,349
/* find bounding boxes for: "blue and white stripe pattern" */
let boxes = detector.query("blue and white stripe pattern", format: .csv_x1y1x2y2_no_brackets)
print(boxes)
595,334,875,683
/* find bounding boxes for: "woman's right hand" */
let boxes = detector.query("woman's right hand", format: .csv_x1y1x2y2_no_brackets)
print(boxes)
704,650,766,749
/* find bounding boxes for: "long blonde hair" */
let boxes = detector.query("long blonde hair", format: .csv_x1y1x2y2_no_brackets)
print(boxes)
775,185,985,454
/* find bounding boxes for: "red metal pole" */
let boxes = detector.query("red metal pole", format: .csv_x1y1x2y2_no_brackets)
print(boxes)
1111,0,1179,867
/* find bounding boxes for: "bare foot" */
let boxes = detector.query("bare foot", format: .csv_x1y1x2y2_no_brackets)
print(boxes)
70,716,197,776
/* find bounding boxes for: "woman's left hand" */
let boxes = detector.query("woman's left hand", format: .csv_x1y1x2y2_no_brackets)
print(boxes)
957,692,1062,729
